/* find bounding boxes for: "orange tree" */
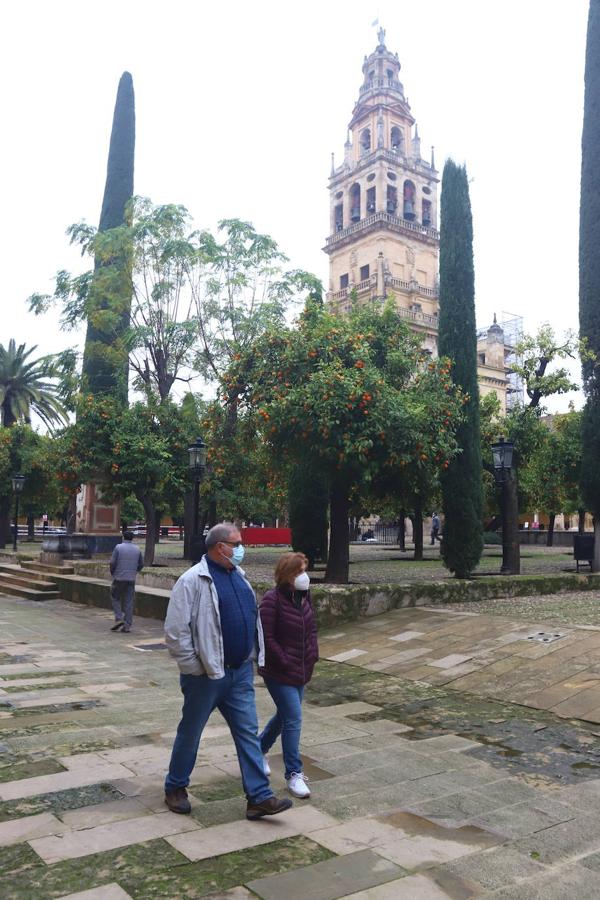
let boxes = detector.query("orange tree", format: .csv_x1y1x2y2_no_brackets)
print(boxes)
229,298,464,583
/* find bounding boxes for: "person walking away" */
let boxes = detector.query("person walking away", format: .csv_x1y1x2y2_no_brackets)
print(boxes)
430,513,441,545
163,522,292,820
109,530,143,633
259,552,319,799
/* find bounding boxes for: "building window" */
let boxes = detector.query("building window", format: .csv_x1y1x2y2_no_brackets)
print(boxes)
403,180,416,220
390,126,403,153
366,186,376,214
340,273,349,289
350,183,361,222
422,199,432,227
387,184,398,214
335,203,343,231
360,264,370,281
360,128,371,155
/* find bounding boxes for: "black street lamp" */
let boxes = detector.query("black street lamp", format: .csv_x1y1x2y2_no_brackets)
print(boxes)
11,474,26,552
491,437,520,575
188,436,207,563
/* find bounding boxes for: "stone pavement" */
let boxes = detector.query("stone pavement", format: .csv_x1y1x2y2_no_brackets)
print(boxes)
3,597,600,897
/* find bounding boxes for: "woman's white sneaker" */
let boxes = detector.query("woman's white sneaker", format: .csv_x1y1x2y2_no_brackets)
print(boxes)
263,756,271,776
286,772,310,798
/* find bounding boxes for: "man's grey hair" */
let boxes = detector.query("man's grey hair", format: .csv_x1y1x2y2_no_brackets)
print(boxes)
205,522,238,549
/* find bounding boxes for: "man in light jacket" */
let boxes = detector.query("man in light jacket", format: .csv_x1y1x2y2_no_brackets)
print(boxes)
109,531,143,633
163,522,292,820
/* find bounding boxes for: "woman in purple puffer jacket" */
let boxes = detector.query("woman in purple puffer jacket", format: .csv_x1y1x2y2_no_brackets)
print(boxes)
258,552,319,799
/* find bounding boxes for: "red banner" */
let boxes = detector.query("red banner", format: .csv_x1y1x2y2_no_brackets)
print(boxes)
241,527,292,545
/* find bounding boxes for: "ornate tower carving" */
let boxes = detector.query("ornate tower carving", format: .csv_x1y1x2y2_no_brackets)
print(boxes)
324,31,439,353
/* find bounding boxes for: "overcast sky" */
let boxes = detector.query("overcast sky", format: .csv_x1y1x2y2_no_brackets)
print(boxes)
1,0,589,412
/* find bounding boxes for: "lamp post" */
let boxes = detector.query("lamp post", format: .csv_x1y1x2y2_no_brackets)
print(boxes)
491,438,520,575
11,474,26,553
188,436,207,563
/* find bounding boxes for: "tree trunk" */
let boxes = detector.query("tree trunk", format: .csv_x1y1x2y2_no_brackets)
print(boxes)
325,479,350,584
593,519,600,573
397,509,406,551
579,509,586,534
208,498,217,528
412,497,424,561
154,509,161,544
546,513,556,547
66,493,77,534
27,513,35,540
139,494,156,566
501,470,520,575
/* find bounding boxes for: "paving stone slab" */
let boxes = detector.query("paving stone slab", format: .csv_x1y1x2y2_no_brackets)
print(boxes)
0,763,134,801
340,873,456,898
435,845,548,892
168,805,336,861
0,810,66,846
246,848,404,900
56,884,133,900
469,797,577,839
513,813,600,865
487,862,600,899
58,797,150,828
29,810,200,863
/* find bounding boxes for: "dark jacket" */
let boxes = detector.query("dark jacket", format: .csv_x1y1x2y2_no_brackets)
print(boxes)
258,586,319,686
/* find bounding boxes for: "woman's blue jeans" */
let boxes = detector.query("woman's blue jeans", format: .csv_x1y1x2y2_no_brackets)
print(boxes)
259,677,304,780
165,662,272,804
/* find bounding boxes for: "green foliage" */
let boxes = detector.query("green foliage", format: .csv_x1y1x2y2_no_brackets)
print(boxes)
438,159,483,578
0,426,64,521
580,1,600,518
226,297,464,580
0,341,68,430
511,324,580,409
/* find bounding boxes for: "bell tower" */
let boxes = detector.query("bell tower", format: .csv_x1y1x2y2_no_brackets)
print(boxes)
324,29,439,352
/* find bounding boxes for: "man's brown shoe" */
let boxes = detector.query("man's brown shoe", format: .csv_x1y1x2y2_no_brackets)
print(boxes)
246,795,293,820
164,787,191,814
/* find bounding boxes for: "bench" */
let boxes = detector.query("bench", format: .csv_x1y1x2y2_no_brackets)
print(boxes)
573,534,594,572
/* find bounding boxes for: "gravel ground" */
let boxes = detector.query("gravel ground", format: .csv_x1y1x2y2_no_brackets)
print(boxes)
431,591,600,627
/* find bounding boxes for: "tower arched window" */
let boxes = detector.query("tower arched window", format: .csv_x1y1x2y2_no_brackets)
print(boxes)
350,183,361,222
391,126,403,154
403,180,416,220
422,199,432,227
360,128,371,155
335,203,344,231
366,187,376,214
386,185,398,214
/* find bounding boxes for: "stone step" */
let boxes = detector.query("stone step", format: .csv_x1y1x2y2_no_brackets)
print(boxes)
0,563,61,584
20,560,75,576
0,581,61,602
0,571,58,592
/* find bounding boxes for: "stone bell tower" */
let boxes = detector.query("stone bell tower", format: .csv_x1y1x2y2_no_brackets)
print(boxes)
324,28,440,353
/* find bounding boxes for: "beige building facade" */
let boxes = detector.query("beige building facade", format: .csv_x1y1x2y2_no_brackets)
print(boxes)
324,29,509,411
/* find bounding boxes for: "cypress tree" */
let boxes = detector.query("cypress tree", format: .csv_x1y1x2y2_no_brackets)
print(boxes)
580,0,600,570
438,159,483,577
81,72,135,404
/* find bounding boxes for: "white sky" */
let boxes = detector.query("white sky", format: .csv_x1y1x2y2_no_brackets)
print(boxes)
1,0,589,412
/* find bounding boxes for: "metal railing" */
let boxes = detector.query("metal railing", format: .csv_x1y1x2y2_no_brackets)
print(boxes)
326,211,439,247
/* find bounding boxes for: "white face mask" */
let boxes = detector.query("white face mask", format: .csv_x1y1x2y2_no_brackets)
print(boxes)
294,572,310,591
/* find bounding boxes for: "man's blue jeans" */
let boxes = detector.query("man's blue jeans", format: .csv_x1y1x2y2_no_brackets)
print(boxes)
111,580,135,627
259,677,304,780
165,661,273,804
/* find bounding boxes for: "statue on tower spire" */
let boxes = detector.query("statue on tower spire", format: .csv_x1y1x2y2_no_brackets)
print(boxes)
377,25,386,46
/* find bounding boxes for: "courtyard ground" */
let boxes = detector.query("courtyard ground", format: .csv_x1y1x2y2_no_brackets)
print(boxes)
3,588,600,897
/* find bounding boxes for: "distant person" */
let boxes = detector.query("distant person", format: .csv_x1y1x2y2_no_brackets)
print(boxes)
42,513,49,532
109,531,143,633
430,513,441,545
163,522,292,820
259,552,318,799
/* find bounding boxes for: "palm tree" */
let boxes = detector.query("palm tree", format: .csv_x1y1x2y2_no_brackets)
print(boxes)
0,340,68,429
